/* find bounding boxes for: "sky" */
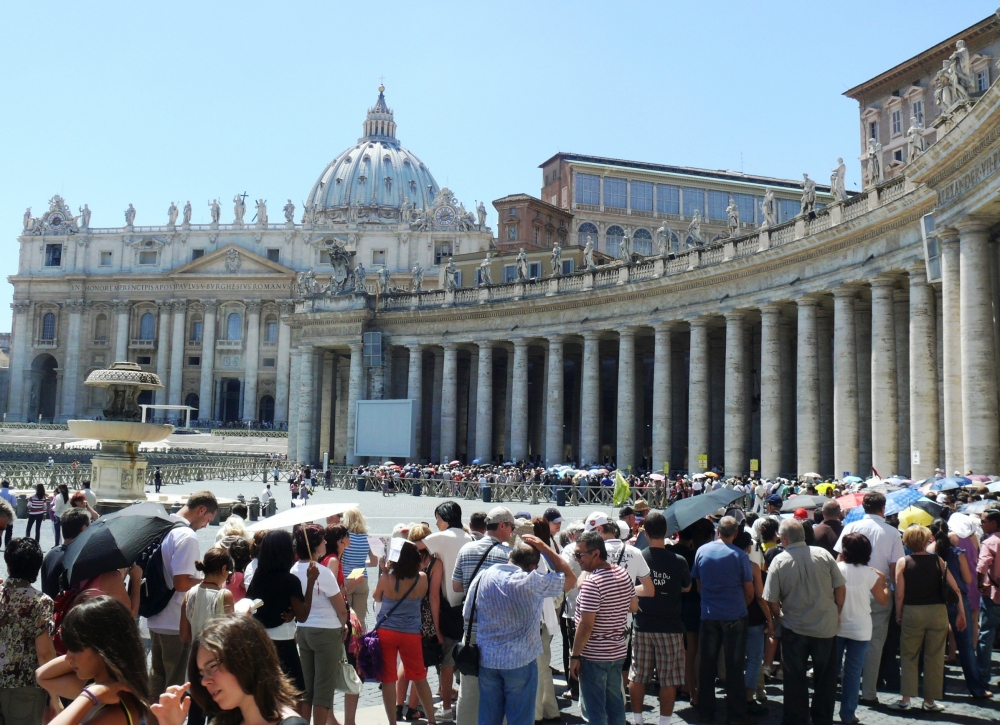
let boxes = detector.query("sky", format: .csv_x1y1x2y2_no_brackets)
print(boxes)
0,1,994,331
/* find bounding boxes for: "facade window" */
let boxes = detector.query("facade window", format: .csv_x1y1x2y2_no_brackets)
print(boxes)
913,100,924,123
561,259,575,275
978,70,989,92
137,356,151,365
707,190,729,220
508,207,517,216
576,173,600,205
258,395,275,423
263,357,276,368
94,314,108,342
45,244,62,267
138,250,158,265
503,265,517,283
534,227,540,244
528,262,541,279
41,312,56,341
630,181,653,212
682,187,705,217
319,250,332,265
603,178,627,209
546,230,552,245
605,225,625,256
265,318,278,343
266,248,280,263
100,251,113,267
891,109,902,135
138,312,155,340
191,249,205,260
434,241,452,265
733,193,757,225
507,225,517,241
894,148,904,162
372,249,386,266
633,228,653,256
188,356,201,366
778,199,799,224
190,320,203,343
869,121,878,140
226,312,242,341
656,185,680,215
578,221,598,246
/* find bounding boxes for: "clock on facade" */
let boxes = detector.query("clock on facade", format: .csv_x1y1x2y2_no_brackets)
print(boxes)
434,206,456,226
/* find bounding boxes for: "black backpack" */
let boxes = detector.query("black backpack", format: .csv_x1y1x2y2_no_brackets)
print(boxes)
137,522,186,618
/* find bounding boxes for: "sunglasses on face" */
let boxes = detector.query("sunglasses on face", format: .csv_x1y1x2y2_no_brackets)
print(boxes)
573,549,594,560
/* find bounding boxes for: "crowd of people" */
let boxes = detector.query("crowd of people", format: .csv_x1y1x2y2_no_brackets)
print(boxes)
1,473,999,725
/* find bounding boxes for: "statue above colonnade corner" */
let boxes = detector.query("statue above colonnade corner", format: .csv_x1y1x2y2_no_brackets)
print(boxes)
799,173,817,217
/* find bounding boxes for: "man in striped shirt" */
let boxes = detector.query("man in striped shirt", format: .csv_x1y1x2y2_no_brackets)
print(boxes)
570,530,640,725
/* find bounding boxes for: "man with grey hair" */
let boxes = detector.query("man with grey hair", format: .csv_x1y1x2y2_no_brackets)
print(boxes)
763,518,846,725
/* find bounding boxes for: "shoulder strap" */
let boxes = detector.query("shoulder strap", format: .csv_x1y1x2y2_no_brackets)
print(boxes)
463,577,482,645
617,543,627,566
120,700,134,725
374,577,419,629
468,542,499,586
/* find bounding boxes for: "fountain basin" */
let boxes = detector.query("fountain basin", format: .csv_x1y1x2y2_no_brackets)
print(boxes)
68,420,174,443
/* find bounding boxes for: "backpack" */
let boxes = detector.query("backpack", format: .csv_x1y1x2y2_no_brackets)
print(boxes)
137,522,187,618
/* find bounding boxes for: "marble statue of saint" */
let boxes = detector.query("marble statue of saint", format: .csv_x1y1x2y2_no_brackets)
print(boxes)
950,39,973,92
283,199,295,223
208,199,221,224
167,202,179,226
866,139,883,187
479,252,493,286
515,248,529,281
445,258,459,291
687,209,703,246
400,197,413,224
584,236,596,270
124,203,136,226
354,261,367,292
477,201,487,227
655,223,670,256
760,189,776,229
830,159,847,203
378,265,391,294
233,194,247,224
23,207,32,231
619,229,632,264
411,261,424,292
726,197,740,237
349,201,360,223
78,204,91,228
255,199,268,226
550,243,562,276
906,118,925,162
182,201,192,225
799,174,817,216
945,59,970,105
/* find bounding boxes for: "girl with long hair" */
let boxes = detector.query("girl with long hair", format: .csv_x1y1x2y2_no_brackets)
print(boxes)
36,595,150,725
150,615,305,725
26,483,48,542
52,484,71,545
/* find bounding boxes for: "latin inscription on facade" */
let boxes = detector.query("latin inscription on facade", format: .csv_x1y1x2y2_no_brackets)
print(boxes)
74,282,291,293
938,143,1000,208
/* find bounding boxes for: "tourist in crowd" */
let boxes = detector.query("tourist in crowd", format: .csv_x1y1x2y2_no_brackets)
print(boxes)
50,484,71,546
341,507,376,627
735,530,771,716
179,548,235,645
41,507,92,598
151,616,306,725
528,517,562,723
569,530,638,725
558,521,586,701
373,539,437,725
36,595,148,725
977,509,1000,686
893,524,965,712
674,518,713,706
25,483,48,542
1,537,56,725
224,538,251,603
628,511,691,725
321,524,350,589
69,491,99,521
0,481,16,549
835,533,889,725
812,500,843,556
469,535,574,725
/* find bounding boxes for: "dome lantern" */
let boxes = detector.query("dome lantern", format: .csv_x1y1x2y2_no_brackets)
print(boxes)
362,85,397,144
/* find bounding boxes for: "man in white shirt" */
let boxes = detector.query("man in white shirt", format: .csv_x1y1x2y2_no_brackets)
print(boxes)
261,484,273,511
833,491,904,706
147,491,218,725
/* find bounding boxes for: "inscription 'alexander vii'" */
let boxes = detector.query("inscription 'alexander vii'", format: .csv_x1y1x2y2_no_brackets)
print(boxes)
938,143,1000,208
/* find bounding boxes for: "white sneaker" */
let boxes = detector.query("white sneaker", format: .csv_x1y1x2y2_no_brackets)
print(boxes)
434,707,455,721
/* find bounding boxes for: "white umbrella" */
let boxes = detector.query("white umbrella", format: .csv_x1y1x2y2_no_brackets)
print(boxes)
691,473,707,480
246,502,359,532
802,472,821,479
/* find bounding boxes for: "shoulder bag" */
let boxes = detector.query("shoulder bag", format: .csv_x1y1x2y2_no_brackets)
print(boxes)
938,556,959,606
356,577,419,681
439,542,498,640
452,578,482,677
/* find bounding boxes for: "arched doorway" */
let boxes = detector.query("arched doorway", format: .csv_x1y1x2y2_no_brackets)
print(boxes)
218,378,241,423
258,395,275,424
185,393,200,422
29,354,58,422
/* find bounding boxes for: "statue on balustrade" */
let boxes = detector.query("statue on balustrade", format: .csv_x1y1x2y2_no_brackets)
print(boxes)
760,189,776,228
124,204,136,227
950,40,973,93
726,197,740,237
477,201,487,228
479,252,493,286
584,236,596,269
233,194,247,224
866,139,884,187
283,199,296,223
23,207,33,231
255,199,268,226
167,202,179,226
411,261,424,292
400,197,413,224
445,258,459,291
354,261,367,293
378,265,391,295
322,240,354,294
830,159,847,203
515,248,529,281
799,174,817,216
619,229,632,264
550,243,562,276
78,204,92,229
906,119,925,162
687,209,704,246
655,223,670,256
296,269,319,297
208,199,221,224
182,201,192,225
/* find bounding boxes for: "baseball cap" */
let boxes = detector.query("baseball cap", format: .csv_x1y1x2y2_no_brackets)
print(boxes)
514,510,532,521
618,506,635,517
616,521,631,540
486,507,515,526
543,507,563,523
766,494,783,507
584,511,610,532
793,508,809,520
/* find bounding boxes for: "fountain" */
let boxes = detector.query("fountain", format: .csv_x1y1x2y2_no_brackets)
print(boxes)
67,362,173,508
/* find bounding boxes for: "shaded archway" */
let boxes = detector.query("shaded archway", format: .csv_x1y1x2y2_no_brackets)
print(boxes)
218,378,241,423
29,354,58,422
258,395,275,424
185,393,200,421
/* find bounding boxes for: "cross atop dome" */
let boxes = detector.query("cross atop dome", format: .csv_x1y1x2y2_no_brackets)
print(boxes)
363,84,396,143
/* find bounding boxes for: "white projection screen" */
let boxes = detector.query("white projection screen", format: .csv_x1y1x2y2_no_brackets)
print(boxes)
353,399,415,458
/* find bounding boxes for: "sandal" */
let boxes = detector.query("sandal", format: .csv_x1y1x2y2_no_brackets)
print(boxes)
404,707,426,721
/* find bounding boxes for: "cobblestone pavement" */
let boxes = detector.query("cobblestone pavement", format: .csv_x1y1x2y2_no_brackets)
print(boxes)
4,477,999,724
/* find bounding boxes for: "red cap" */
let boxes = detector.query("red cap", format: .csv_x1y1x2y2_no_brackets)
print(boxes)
794,508,809,520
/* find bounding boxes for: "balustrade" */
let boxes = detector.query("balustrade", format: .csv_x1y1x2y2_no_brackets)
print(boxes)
770,222,796,246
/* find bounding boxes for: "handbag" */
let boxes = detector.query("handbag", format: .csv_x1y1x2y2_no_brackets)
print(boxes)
357,577,419,681
422,637,444,667
338,657,363,695
938,557,959,606
452,579,482,677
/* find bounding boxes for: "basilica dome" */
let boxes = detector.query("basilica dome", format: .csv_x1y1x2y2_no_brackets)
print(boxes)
306,87,440,213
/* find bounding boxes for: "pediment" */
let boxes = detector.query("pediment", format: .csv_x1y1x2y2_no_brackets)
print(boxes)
169,244,293,277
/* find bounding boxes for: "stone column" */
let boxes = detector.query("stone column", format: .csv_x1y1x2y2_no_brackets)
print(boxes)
476,342,493,465
168,301,187,412
958,220,1000,472
466,349,478,461
242,300,262,421
407,345,424,462
856,301,873,475
894,289,911,476
688,318,710,471
59,300,85,421
346,343,364,465
510,339,530,462
796,298,820,475
546,335,565,466
616,328,636,470
319,352,335,460
156,301,171,404
274,301,293,424
431,350,443,463
909,267,939,478
833,288,859,478
652,322,672,472
296,345,316,463
287,349,301,458
580,332,601,465
870,277,899,477
759,305,783,479
440,343,459,463
7,301,31,421
198,301,218,423
939,228,963,472
113,299,130,362
723,312,746,476
818,308,834,476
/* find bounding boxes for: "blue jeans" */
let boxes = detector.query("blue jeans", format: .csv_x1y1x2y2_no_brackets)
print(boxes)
837,637,869,723
744,624,766,690
52,518,61,546
976,597,1000,688
949,599,989,696
579,657,626,725
478,662,537,725
698,617,747,724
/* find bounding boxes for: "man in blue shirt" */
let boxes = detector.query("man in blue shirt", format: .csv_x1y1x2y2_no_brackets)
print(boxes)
690,516,754,725
467,535,576,725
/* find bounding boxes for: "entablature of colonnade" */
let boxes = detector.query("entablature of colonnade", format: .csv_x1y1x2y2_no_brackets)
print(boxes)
290,175,936,345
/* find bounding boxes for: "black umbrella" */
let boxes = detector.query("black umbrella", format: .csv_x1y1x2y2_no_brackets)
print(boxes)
62,501,177,587
665,488,745,535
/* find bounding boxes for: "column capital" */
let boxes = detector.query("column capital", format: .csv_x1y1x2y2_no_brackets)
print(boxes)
203,299,220,313
723,310,745,323
653,320,676,333
906,264,929,281
547,333,566,345
442,342,459,352
936,226,960,244
408,342,425,353
349,342,363,353
687,316,711,329
170,299,188,312
277,299,295,315
11,300,30,314
832,284,860,299
582,330,603,342
300,343,316,353
111,299,131,314
475,340,493,351
64,299,86,314
759,303,784,315
512,338,530,348
954,216,993,236
244,298,263,314
870,275,897,291
618,326,637,339
795,295,820,308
